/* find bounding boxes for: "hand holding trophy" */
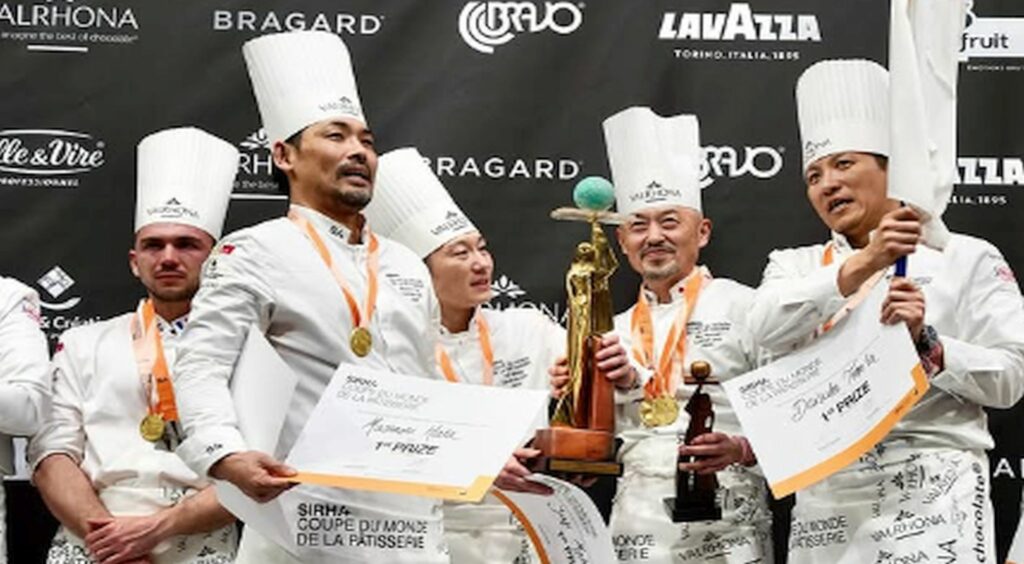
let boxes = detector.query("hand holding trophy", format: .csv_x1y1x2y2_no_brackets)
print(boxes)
533,177,624,477
664,360,723,522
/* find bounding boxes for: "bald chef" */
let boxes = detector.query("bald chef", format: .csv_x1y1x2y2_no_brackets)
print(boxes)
170,31,448,563
29,127,240,564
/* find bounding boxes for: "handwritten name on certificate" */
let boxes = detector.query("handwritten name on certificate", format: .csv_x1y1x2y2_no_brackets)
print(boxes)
722,281,928,498
285,363,549,502
493,475,615,564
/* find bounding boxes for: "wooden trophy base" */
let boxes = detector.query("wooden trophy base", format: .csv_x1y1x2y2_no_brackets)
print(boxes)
663,497,722,523
532,426,623,477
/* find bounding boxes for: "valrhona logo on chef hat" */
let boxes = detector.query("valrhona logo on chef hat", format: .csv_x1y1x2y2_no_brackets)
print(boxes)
243,30,365,144
135,127,238,239
603,107,702,216
796,59,889,171
363,148,477,259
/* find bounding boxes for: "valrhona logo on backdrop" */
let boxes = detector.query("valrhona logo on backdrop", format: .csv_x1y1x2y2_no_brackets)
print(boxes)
487,273,564,324
212,8,383,35
0,129,104,188
0,0,140,52
458,1,584,54
233,128,284,200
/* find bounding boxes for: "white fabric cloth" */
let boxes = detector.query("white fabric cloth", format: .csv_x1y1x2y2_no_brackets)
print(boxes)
0,277,50,475
610,270,773,563
603,107,702,216
135,127,239,239
364,147,478,259
788,441,993,563
27,312,237,563
173,205,447,563
748,232,1024,561
440,307,564,563
243,30,365,143
888,0,965,249
796,60,890,171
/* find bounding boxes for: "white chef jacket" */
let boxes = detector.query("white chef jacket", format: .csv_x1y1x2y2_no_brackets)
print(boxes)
0,276,50,468
172,205,446,563
27,310,237,563
0,276,50,564
441,307,564,564
749,231,1024,450
610,267,773,563
748,231,1024,563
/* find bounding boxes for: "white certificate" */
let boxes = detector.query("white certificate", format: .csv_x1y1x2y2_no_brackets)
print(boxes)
285,362,549,502
493,475,615,564
722,281,928,498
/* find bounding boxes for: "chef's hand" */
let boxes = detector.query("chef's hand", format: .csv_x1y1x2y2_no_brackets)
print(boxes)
678,432,748,475
595,334,638,390
85,515,164,564
494,448,553,495
209,451,296,503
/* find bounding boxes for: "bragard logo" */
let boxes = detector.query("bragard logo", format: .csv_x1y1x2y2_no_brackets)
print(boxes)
0,129,104,176
658,3,821,42
458,1,584,54
211,9,383,35
422,155,581,181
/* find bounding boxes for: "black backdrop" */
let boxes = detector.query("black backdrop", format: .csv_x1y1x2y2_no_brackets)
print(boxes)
2,0,1023,561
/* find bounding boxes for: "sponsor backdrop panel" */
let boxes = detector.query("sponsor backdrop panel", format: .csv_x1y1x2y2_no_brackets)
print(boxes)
1,0,1022,561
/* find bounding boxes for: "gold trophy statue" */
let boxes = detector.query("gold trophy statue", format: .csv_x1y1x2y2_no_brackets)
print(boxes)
533,176,624,476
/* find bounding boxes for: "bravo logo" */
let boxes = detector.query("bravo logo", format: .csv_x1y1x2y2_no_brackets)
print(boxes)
658,3,821,42
700,145,784,188
458,1,584,54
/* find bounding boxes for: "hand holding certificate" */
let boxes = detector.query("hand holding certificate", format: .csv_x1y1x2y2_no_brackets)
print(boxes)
723,280,928,498
285,362,550,502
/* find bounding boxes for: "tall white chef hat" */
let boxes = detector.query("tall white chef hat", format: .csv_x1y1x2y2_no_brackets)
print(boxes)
602,107,702,216
134,127,238,239
243,30,365,144
363,148,477,258
796,59,890,171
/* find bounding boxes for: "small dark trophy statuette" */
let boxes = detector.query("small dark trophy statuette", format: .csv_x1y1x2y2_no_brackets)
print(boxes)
664,360,722,522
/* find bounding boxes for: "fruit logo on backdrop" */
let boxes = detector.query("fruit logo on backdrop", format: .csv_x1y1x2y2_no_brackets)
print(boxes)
960,0,1024,63
0,129,104,188
458,1,584,54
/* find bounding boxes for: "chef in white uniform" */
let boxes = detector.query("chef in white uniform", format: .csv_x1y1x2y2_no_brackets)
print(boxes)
748,59,1024,563
170,32,446,563
28,127,240,564
601,107,773,562
364,147,566,563
0,275,50,563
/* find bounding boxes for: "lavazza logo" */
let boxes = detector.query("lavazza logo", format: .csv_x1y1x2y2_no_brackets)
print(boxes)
35,265,100,341
0,0,140,53
458,1,584,54
949,156,1017,206
233,128,283,200
0,129,104,188
212,8,383,35
658,2,821,62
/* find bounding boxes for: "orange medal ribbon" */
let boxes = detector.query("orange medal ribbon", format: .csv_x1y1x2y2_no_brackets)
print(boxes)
132,299,178,435
819,240,883,334
631,271,706,401
288,208,379,354
436,312,494,385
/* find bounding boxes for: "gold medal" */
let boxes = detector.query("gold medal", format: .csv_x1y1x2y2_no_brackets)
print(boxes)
350,327,372,357
639,396,679,427
140,413,166,442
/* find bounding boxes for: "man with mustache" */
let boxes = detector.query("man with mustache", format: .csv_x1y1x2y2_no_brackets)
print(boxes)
565,107,773,562
28,127,239,564
748,59,1024,562
171,31,447,563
